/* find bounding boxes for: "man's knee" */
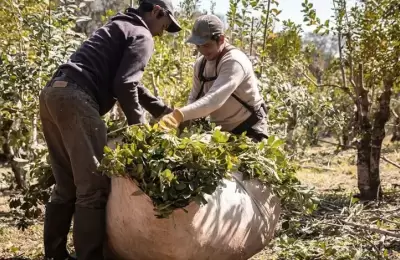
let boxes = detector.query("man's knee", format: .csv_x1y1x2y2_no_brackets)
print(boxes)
50,183,76,204
76,179,111,209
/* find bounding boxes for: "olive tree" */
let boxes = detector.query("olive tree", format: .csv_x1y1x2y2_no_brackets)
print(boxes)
304,0,400,200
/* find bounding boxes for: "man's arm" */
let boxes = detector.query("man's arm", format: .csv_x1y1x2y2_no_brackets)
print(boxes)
113,33,154,125
137,84,172,119
179,60,246,121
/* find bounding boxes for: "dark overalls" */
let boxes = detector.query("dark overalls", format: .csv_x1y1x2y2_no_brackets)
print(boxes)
195,46,268,142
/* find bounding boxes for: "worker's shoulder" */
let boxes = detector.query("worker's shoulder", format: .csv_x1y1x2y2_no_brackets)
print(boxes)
106,13,153,43
112,20,153,40
194,55,204,65
219,47,252,72
193,55,204,72
222,47,251,64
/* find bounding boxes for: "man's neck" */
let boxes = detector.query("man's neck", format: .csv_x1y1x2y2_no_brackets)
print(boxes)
207,42,227,61
218,42,227,53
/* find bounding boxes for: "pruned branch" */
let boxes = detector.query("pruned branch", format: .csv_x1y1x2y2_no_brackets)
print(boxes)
380,218,400,227
301,165,335,171
364,207,400,214
381,156,400,170
302,71,355,101
338,29,348,90
341,220,400,239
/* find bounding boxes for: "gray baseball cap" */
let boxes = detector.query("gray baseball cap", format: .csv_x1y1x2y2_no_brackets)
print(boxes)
186,15,224,45
141,0,181,33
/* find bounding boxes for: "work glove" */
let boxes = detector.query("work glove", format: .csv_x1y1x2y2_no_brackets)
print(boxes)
159,109,184,130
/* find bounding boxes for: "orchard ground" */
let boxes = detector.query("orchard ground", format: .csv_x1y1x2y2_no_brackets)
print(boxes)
1,137,399,259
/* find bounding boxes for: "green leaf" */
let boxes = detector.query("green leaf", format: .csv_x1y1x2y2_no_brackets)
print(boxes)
211,129,230,143
175,182,187,190
162,169,174,182
104,145,112,154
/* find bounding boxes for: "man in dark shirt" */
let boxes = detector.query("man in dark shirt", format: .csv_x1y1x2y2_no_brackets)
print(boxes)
39,1,181,259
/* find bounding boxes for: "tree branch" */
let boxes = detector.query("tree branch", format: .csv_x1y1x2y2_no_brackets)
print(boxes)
338,29,349,90
381,156,400,170
260,0,271,75
359,63,365,91
302,71,355,100
250,17,255,56
341,220,400,239
364,207,400,214
380,218,400,227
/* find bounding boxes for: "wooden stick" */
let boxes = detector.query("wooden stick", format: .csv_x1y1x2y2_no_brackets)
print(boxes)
323,221,381,253
341,220,400,238
381,156,400,170
107,125,130,137
378,235,386,252
301,165,335,171
380,218,400,227
364,207,400,214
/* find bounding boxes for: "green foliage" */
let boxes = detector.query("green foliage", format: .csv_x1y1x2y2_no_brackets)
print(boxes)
8,146,54,230
301,0,330,35
0,0,86,165
0,0,85,229
141,16,196,108
271,190,400,259
99,124,317,218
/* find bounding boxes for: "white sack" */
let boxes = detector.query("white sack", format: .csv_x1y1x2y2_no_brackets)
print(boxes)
105,172,281,260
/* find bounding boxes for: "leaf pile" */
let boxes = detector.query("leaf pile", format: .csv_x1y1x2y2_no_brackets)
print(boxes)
99,124,317,217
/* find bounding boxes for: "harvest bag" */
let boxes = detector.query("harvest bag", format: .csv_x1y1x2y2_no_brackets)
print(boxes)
105,172,281,260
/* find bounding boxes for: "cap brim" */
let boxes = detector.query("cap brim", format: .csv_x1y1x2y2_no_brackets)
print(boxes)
186,34,209,45
166,13,181,33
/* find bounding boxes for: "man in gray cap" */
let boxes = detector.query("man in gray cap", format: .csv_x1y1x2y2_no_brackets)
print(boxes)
160,14,268,142
40,1,180,259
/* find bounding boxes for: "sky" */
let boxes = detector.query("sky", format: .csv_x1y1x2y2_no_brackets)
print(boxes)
171,0,337,32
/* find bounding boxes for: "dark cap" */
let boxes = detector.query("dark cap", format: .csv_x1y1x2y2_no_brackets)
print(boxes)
186,15,224,45
140,0,181,33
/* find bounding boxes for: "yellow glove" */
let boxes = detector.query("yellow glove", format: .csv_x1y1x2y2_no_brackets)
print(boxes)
159,109,184,130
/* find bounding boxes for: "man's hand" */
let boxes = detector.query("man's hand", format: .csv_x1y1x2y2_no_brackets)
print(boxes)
159,109,184,130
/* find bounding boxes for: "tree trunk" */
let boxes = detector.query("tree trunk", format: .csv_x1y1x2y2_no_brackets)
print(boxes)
341,106,356,149
356,82,373,199
307,120,320,146
342,128,350,148
356,78,392,200
391,117,400,142
0,118,26,189
391,95,400,142
11,161,26,190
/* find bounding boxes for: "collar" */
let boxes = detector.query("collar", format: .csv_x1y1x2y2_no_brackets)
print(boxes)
111,10,150,31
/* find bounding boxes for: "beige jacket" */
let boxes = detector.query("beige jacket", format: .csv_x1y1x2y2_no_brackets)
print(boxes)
180,44,264,131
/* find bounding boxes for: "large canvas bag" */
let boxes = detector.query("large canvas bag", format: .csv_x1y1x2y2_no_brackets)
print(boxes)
105,171,281,260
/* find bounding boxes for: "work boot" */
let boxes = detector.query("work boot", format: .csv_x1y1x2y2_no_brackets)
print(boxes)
43,202,75,260
73,206,106,260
